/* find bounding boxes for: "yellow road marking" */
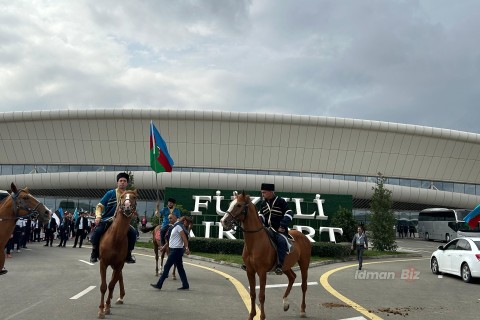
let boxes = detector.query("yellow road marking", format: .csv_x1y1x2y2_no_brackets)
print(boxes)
319,258,427,320
136,252,261,319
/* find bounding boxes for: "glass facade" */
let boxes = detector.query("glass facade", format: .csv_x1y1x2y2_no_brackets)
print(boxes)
2,164,480,195
2,163,479,221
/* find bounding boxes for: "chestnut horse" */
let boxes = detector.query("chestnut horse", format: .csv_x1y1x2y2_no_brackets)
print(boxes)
142,217,194,277
221,192,311,320
0,183,48,275
97,190,137,319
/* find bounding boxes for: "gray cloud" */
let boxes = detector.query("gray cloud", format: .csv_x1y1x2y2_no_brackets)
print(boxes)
1,0,479,133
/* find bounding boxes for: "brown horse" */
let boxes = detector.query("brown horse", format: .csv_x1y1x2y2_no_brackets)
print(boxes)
0,183,48,275
97,190,137,319
142,217,194,277
220,192,311,320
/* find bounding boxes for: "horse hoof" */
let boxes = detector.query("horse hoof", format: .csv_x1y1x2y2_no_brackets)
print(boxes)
116,298,123,305
300,312,306,318
105,309,110,315
172,276,177,280
283,303,290,311
98,312,105,319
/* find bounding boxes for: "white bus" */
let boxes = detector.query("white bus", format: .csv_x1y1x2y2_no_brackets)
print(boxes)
418,208,480,242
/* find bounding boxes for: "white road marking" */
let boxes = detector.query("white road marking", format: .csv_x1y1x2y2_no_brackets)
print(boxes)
4,300,44,320
254,281,318,289
70,286,96,299
79,259,94,265
339,317,367,320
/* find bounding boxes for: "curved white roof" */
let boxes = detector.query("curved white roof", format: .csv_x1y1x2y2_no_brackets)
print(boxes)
1,109,480,209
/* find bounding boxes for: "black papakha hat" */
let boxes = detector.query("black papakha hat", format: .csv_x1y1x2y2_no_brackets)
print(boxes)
167,198,176,204
116,172,130,182
261,183,275,191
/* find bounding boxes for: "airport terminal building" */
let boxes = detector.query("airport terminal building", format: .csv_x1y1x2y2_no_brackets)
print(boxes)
1,109,480,239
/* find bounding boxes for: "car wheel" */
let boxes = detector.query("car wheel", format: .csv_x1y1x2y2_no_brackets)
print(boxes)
431,257,440,275
461,263,472,283
445,234,450,242
426,233,430,241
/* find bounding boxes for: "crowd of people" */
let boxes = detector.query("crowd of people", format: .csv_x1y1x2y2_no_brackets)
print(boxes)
3,211,97,258
397,224,416,238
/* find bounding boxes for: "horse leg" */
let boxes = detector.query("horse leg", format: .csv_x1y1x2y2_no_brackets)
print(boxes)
298,259,309,318
0,250,6,273
105,269,120,315
282,269,296,312
160,250,165,275
154,243,159,276
246,270,257,320
258,272,267,320
116,270,125,304
98,264,107,319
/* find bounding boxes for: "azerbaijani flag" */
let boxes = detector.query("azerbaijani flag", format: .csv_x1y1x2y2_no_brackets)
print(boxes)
464,204,480,229
53,207,64,226
73,208,79,222
150,121,174,173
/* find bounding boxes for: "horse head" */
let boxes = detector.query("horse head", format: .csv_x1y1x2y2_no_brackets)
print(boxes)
10,182,48,222
119,189,137,217
220,191,250,231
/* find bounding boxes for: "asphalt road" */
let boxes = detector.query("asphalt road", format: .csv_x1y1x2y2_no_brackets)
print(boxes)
0,238,478,320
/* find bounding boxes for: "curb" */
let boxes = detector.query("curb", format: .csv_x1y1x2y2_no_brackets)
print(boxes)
134,246,423,271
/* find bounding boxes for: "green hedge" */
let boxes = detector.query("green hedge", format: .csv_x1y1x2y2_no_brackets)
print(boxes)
188,238,352,259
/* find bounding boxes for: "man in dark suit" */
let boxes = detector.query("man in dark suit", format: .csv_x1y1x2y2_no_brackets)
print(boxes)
44,216,57,247
73,212,89,248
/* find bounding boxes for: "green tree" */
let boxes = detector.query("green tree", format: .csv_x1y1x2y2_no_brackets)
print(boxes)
126,171,135,190
369,173,397,251
331,206,357,242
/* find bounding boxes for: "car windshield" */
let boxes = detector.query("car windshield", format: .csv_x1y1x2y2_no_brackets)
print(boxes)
474,241,480,250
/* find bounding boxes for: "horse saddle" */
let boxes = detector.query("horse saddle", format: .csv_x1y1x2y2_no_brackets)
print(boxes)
267,227,295,254
0,190,9,203
154,229,161,242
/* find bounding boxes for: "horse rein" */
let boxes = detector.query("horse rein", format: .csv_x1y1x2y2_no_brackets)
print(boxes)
0,190,42,221
227,200,264,234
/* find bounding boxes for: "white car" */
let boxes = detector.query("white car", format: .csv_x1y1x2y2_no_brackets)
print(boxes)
430,237,480,283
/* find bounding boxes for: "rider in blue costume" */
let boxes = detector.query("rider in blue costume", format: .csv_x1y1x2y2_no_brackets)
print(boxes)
89,172,137,264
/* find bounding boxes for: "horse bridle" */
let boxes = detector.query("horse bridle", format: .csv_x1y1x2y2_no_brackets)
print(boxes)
227,200,264,233
118,192,137,218
0,189,42,221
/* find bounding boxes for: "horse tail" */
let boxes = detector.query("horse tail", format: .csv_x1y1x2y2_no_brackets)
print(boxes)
140,225,157,233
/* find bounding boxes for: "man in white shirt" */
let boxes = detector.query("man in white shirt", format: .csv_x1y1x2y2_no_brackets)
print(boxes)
150,215,190,290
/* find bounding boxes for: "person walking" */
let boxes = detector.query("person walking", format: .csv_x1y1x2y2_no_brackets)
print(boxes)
351,226,368,270
89,172,137,264
150,215,190,290
44,215,57,247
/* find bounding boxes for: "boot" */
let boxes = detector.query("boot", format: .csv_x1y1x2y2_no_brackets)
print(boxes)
275,264,283,275
126,251,136,264
90,247,98,263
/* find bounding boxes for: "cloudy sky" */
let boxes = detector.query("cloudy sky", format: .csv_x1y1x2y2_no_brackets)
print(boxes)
1,1,479,132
